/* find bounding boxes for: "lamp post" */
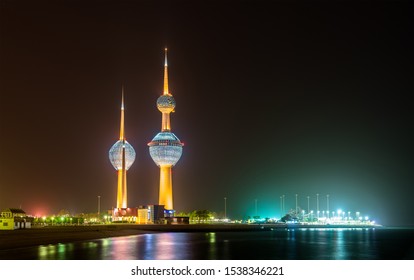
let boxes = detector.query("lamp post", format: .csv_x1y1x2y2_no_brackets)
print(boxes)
326,194,330,218
280,196,283,217
337,209,342,221
307,196,310,215
316,193,319,219
98,195,101,217
255,199,258,216
295,194,298,215
224,197,227,221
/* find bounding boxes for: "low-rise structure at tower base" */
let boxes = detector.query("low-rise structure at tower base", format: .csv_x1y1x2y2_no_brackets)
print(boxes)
109,205,167,224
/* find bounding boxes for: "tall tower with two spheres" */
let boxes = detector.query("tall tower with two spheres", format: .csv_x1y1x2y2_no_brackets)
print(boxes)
148,48,184,211
109,89,136,209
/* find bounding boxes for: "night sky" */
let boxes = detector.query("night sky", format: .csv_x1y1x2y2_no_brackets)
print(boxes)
0,0,413,226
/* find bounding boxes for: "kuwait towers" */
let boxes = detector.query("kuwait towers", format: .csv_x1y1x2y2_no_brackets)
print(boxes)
148,48,184,212
109,89,136,209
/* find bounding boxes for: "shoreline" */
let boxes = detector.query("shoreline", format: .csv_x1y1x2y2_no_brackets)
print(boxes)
0,223,383,250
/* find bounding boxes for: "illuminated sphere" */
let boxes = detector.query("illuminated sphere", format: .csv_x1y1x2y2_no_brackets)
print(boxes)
109,140,136,170
157,95,176,113
148,132,183,166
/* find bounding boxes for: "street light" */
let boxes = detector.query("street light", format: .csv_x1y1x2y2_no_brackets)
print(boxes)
255,199,258,216
98,195,101,216
280,196,283,217
326,194,329,218
316,194,319,219
295,194,298,214
224,197,227,221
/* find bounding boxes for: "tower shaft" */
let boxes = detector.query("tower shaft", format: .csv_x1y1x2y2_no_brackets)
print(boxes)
116,143,127,208
159,164,173,210
162,112,171,131
116,168,127,208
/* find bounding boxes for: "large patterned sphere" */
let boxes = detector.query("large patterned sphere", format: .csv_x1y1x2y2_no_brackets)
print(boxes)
148,132,183,166
157,95,176,113
109,140,136,170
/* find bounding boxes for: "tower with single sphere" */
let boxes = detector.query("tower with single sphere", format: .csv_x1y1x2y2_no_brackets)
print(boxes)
109,90,136,209
148,48,183,211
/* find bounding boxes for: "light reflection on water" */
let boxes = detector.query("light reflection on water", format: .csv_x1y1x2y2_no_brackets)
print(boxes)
0,228,412,260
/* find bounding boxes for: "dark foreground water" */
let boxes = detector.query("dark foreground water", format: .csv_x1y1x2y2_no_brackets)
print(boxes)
1,228,413,260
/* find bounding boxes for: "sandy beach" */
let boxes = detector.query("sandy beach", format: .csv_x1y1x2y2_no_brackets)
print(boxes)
0,225,147,250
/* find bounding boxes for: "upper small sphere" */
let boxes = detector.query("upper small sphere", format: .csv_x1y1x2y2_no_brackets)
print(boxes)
157,95,176,113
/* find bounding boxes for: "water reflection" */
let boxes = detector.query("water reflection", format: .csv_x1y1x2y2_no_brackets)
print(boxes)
32,229,377,260
38,243,74,260
207,232,216,259
0,228,411,260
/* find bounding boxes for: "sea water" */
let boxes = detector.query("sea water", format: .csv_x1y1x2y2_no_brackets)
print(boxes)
0,228,413,260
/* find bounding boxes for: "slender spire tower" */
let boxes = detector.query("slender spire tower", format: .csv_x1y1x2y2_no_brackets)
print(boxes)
109,88,136,209
148,48,183,211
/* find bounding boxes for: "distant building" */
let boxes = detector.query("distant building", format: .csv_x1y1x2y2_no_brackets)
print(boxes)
166,216,190,225
111,207,138,223
147,205,165,224
109,205,166,224
0,208,33,230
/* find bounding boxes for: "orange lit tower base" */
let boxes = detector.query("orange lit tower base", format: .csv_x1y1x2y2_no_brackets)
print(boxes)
159,165,173,209
148,48,183,212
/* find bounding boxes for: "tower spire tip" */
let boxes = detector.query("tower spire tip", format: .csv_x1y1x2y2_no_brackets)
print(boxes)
121,86,125,110
163,48,169,94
